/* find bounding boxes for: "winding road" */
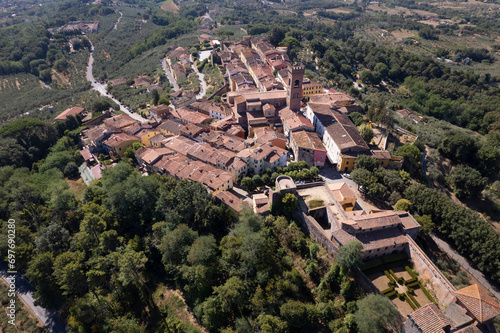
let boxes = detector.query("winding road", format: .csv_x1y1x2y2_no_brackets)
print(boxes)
113,11,122,30
86,42,147,122
0,263,67,333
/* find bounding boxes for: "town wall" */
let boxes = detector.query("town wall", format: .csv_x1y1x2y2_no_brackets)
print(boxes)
404,235,456,306
295,212,339,256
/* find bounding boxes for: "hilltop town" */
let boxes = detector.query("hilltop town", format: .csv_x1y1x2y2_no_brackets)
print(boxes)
0,0,499,332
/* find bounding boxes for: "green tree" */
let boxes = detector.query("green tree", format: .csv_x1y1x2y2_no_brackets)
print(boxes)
354,155,379,172
282,193,298,217
357,124,374,143
355,294,401,333
337,240,363,270
415,215,434,235
449,164,487,199
396,144,422,175
349,112,365,127
394,199,411,211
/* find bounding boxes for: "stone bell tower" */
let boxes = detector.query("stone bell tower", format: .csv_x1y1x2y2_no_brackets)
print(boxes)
286,62,305,111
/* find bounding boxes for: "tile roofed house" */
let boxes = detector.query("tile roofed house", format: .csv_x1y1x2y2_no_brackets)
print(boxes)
396,109,423,123
305,102,369,164
190,100,233,120
170,107,213,125
236,142,287,175
55,107,85,121
102,132,140,157
404,303,453,333
180,123,209,139
331,210,420,259
279,108,314,138
104,114,138,130
158,119,184,136
454,285,500,323
328,182,356,211
170,90,196,108
198,131,246,152
109,78,128,87
289,130,327,167
132,75,151,88
149,104,170,120
215,191,250,212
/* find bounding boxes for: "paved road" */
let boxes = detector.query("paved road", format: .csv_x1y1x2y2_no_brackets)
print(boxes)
430,234,500,301
86,43,147,122
0,263,67,333
161,58,179,91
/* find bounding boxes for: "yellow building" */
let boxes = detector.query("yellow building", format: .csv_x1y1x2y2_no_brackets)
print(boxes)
338,150,403,172
302,78,323,98
136,129,161,146
102,133,140,158
328,182,356,211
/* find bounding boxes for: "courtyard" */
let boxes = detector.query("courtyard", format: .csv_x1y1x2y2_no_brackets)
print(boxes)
363,254,438,316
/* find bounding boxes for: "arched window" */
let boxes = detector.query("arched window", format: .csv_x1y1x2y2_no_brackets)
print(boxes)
294,79,300,88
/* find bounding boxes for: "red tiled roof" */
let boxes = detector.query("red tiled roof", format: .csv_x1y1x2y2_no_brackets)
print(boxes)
104,114,137,129
102,132,138,147
455,284,500,322
408,303,452,333
291,130,325,150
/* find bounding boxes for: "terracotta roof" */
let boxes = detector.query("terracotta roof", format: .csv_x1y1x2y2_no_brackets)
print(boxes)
309,92,354,105
408,303,453,333
455,285,500,322
149,133,169,144
308,103,369,151
180,123,207,138
102,132,138,147
121,123,143,135
328,182,355,202
333,227,408,252
104,114,137,129
215,191,249,212
291,130,325,150
170,107,213,124
135,146,173,164
158,119,184,135
80,147,93,161
85,126,116,142
110,78,127,86
55,107,85,121
190,100,233,117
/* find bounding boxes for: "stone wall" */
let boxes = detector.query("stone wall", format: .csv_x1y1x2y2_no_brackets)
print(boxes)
404,235,456,306
295,212,339,256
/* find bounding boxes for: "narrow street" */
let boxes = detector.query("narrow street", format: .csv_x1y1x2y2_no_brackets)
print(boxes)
161,58,180,92
430,234,500,301
0,263,67,333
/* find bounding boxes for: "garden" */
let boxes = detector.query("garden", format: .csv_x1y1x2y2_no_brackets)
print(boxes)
362,253,437,316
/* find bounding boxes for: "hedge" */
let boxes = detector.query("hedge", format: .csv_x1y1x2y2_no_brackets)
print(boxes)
405,266,417,279
389,269,399,282
404,294,418,311
386,290,397,298
407,292,420,309
404,278,418,285
382,253,408,264
382,287,394,294
384,270,395,283
407,281,420,288
421,284,437,304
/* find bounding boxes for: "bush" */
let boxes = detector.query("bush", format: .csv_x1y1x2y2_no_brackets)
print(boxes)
385,290,397,298
389,269,399,281
408,281,420,288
